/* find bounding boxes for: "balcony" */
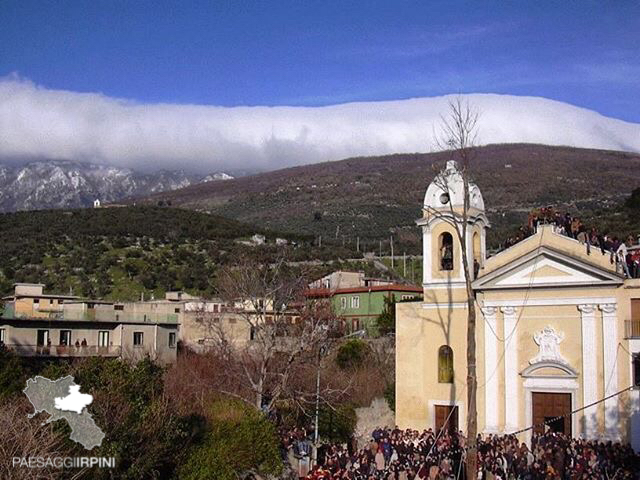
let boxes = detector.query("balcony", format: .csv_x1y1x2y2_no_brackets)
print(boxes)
2,304,178,325
624,320,640,339
2,344,122,357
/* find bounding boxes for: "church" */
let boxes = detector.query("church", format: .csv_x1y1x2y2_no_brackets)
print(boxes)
395,160,640,449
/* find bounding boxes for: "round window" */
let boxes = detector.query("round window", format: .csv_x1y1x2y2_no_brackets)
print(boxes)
439,193,450,205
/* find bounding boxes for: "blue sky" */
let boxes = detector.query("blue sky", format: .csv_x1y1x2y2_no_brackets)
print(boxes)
1,1,639,122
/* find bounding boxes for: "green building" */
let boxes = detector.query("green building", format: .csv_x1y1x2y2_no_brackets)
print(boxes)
306,283,422,336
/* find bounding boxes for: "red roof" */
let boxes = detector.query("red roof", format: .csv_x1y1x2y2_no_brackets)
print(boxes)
304,284,423,298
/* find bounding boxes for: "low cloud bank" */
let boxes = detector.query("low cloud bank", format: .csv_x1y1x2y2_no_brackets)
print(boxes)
1,77,639,173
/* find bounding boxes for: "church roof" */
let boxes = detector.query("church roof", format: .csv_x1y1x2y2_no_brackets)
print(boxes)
473,227,623,291
423,160,484,212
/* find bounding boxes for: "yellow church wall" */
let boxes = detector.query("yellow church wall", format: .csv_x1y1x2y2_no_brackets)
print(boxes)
422,285,473,306
396,299,478,431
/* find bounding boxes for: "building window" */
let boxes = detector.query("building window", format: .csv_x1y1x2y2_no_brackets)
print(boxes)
114,305,124,311
213,304,219,313
59,330,71,346
401,295,415,301
250,326,256,341
168,332,176,348
440,233,454,271
98,331,109,347
174,308,180,313
340,297,347,309
37,329,49,346
0,328,5,345
133,332,144,346
634,354,640,388
351,296,360,309
33,298,40,304
438,345,454,383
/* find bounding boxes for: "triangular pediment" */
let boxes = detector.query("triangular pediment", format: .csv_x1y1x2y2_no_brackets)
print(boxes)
473,246,623,290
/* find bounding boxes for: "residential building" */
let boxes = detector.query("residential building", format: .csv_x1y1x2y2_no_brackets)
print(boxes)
395,160,640,448
177,295,301,351
308,271,397,290
306,277,422,335
1,284,179,364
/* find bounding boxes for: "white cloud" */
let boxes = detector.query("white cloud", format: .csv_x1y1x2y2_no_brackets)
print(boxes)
1,76,639,173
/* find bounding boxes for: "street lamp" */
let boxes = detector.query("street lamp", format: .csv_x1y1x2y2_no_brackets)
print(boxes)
312,344,327,466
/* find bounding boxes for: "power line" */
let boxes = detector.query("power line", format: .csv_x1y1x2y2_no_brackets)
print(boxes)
509,385,635,437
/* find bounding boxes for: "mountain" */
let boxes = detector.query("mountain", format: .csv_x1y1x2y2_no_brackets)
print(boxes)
135,143,640,249
0,160,232,211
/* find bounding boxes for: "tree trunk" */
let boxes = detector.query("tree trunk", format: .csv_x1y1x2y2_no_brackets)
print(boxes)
466,296,478,480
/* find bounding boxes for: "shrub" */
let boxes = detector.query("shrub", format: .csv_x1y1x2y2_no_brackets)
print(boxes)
0,349,29,400
318,403,356,443
179,397,282,480
335,339,368,370
384,382,395,412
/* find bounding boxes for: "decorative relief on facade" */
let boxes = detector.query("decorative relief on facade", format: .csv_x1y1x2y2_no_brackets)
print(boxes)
577,304,597,315
599,303,617,315
530,326,568,365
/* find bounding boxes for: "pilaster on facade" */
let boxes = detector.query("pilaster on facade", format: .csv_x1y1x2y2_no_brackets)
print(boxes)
482,306,499,433
422,226,431,285
501,306,519,432
599,303,620,441
578,304,598,439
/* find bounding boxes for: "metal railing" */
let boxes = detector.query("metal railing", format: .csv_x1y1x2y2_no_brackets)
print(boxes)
3,344,122,357
624,320,640,339
2,304,178,324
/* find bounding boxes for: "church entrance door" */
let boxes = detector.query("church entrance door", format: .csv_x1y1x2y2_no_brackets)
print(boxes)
434,405,458,434
532,392,571,436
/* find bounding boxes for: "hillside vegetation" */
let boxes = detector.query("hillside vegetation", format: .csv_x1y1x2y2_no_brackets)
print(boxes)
137,144,640,251
0,206,354,300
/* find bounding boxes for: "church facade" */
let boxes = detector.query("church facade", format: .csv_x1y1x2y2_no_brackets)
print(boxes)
395,161,640,449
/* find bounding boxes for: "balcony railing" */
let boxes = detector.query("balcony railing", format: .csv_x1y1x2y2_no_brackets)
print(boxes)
2,344,122,357
624,320,640,339
2,305,178,324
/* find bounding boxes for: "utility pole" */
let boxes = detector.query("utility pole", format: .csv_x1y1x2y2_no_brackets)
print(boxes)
356,236,360,252
411,257,415,283
313,344,327,467
379,240,382,258
390,236,394,269
403,252,406,277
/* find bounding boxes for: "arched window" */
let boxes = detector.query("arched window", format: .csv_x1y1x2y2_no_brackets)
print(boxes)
439,233,454,271
473,231,481,278
438,345,454,383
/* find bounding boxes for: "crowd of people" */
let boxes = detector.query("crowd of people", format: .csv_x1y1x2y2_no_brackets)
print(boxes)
287,427,640,480
499,206,640,278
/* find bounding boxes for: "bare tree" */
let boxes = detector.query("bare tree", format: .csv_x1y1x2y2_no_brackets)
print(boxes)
429,97,481,480
199,256,344,414
0,398,84,480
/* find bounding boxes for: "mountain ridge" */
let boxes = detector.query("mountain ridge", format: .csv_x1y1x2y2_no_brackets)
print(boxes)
133,143,640,247
0,160,233,211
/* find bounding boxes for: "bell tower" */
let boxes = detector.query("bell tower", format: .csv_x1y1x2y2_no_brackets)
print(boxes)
417,160,489,293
